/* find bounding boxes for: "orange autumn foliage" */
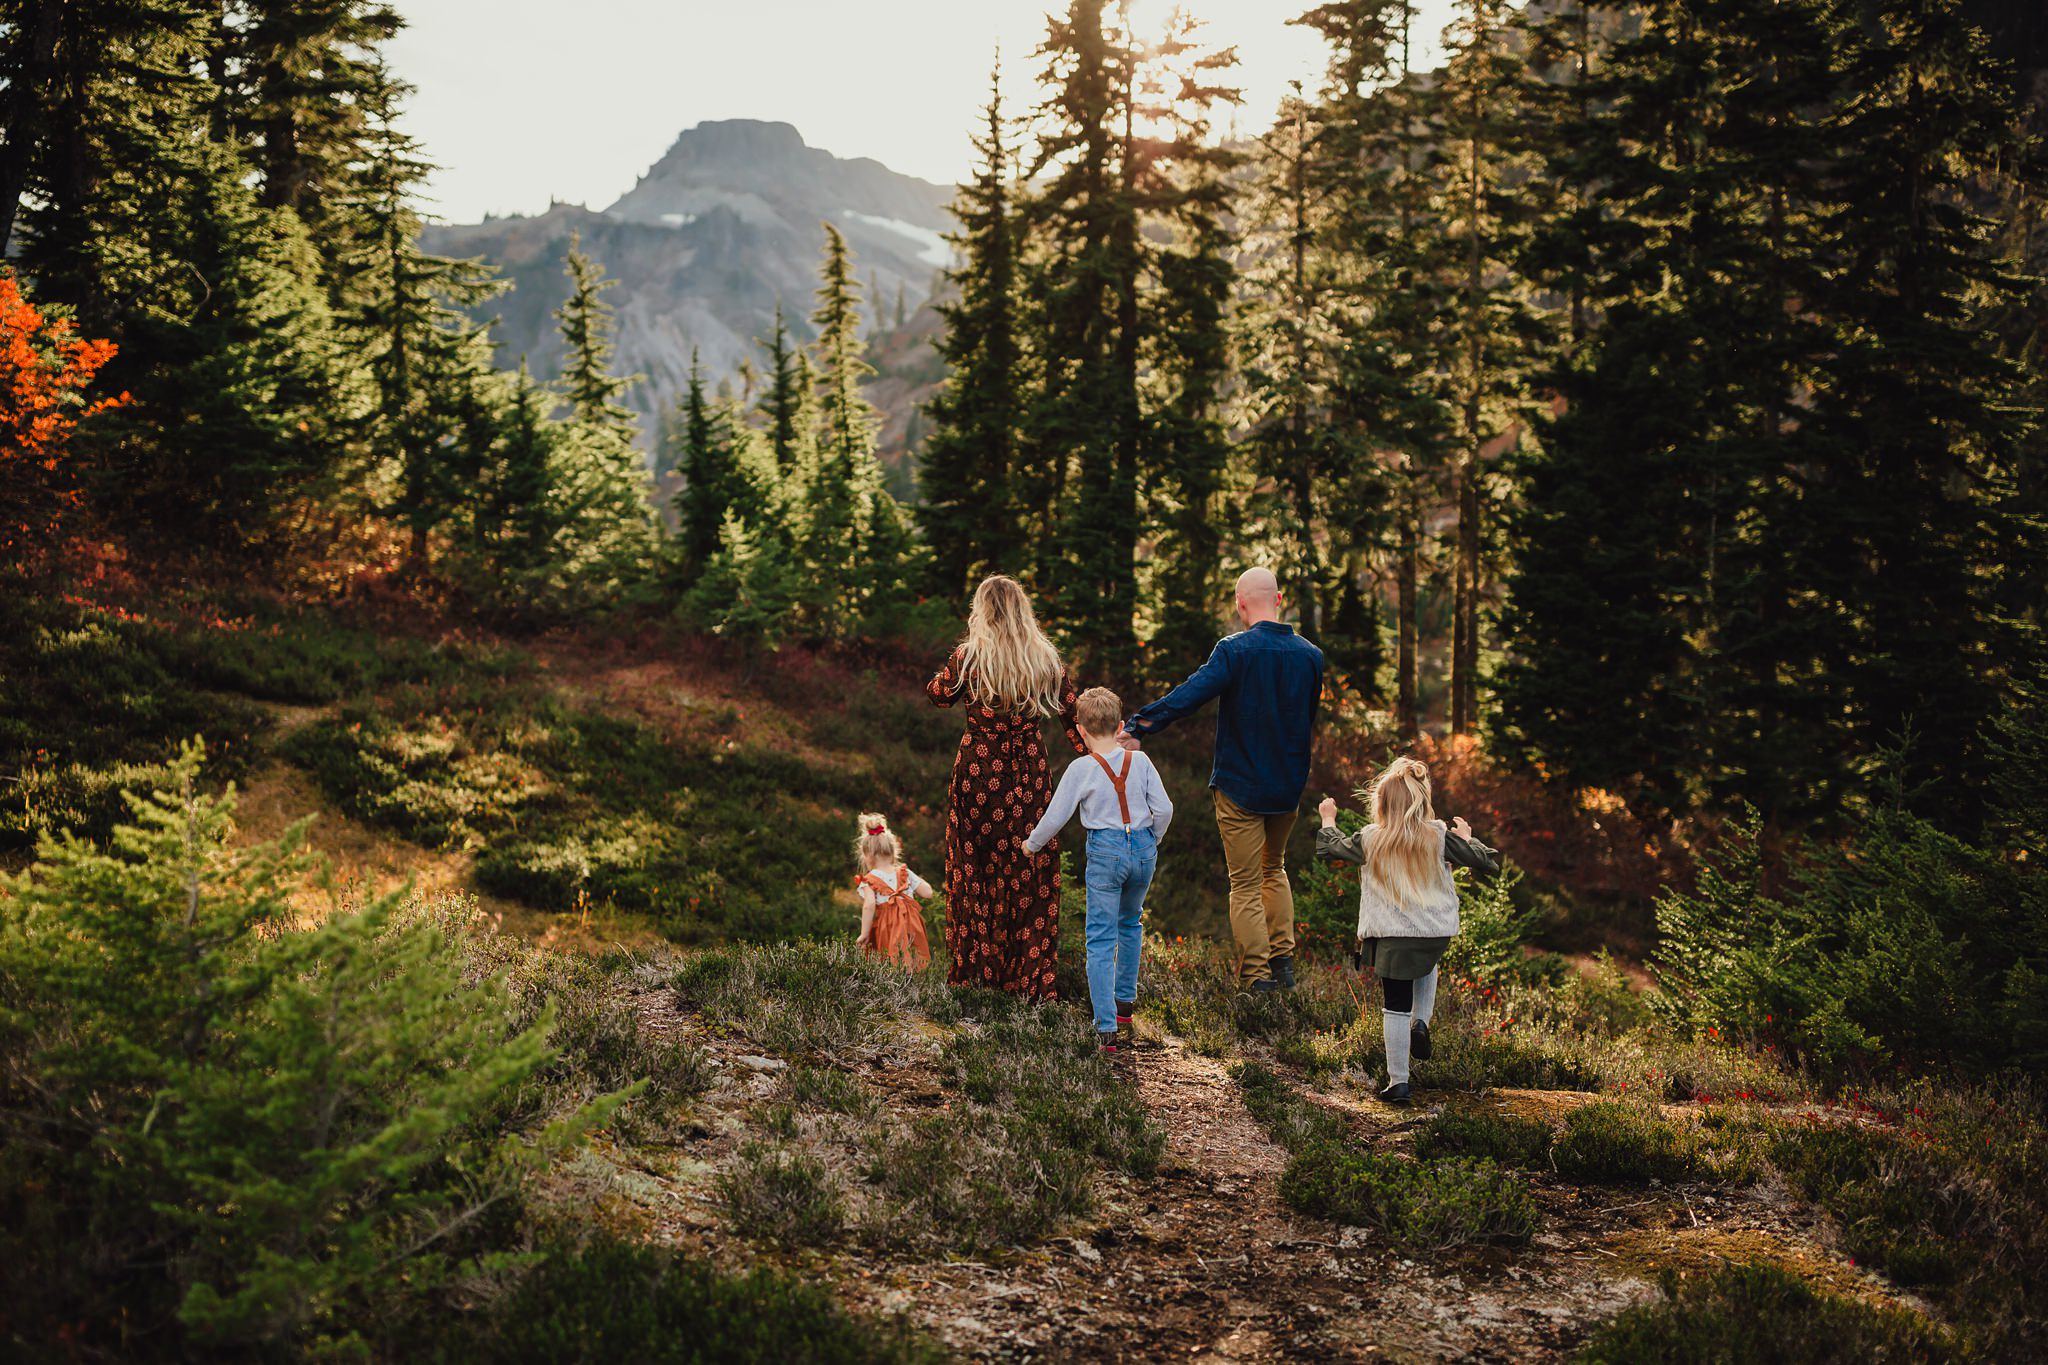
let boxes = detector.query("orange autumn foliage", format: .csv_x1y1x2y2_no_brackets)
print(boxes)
1,271,127,559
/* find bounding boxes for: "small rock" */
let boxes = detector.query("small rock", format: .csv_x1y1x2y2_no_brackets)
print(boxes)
737,1054,787,1072
1072,1240,1101,1262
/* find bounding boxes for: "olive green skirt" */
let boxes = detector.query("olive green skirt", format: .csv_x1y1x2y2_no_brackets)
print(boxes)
1361,935,1452,981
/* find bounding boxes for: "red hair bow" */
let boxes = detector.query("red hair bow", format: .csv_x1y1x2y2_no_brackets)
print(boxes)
866,824,886,836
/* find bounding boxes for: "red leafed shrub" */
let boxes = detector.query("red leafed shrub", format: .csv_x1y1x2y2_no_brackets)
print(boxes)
0,271,126,562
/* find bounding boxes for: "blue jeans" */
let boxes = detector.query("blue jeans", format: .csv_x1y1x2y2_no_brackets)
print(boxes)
1083,827,1157,1035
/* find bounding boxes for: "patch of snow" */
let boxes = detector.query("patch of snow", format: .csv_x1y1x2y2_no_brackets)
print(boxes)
660,212,697,226
842,210,953,267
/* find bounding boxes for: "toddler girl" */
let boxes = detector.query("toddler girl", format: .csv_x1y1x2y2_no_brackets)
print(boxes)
854,812,933,971
1317,757,1501,1105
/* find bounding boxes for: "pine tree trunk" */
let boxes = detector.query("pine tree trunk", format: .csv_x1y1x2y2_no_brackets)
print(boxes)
1398,514,1420,741
0,1,60,256
1453,457,1481,735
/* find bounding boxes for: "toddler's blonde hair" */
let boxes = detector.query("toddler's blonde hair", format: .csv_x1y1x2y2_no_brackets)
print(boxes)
854,812,901,871
1363,756,1443,911
1075,686,1123,737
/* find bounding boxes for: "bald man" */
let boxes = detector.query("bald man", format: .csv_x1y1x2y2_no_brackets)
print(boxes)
1122,568,1324,991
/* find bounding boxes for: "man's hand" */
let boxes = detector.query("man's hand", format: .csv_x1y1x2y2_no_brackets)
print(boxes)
1451,815,1473,839
1114,723,1141,751
1318,795,1339,828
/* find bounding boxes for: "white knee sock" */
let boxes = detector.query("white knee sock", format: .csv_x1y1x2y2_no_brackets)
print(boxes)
1383,1009,1412,1085
1414,968,1440,1026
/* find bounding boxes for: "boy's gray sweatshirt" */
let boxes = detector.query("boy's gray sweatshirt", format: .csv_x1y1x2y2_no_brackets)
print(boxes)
1023,750,1173,853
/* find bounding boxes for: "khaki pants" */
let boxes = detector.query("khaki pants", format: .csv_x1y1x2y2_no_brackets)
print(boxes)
1214,789,1297,984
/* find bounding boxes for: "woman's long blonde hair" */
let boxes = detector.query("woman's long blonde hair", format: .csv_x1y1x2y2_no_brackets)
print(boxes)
959,575,1064,716
1364,756,1443,911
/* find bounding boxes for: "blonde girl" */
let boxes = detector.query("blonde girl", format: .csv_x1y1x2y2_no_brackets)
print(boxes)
926,575,1086,998
1317,756,1501,1104
853,812,933,971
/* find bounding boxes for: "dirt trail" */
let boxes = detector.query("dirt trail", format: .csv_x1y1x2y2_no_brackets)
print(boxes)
602,984,1931,1364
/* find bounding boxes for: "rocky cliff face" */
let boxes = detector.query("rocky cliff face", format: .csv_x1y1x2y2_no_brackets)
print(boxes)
423,120,954,465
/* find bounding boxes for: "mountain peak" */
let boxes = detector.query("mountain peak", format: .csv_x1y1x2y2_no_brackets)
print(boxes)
654,118,811,165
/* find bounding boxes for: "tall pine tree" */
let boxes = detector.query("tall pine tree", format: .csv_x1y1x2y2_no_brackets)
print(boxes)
919,65,1024,598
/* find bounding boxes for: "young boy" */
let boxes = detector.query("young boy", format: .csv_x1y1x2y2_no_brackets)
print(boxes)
1022,687,1174,1055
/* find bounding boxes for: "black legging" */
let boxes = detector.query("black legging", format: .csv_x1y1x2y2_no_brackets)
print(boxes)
1382,976,1414,1012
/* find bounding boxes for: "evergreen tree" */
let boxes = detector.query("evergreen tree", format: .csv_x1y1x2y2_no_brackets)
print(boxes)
12,8,363,547
919,66,1024,597
0,744,619,1353
1299,0,1458,736
1022,0,1146,676
755,303,813,474
216,1,403,250
798,223,890,626
555,230,639,436
671,351,729,571
458,361,558,590
685,509,798,648
1497,0,1846,818
332,64,503,573
1144,14,1242,674
1800,0,2043,817
155,169,363,542
1435,0,1550,735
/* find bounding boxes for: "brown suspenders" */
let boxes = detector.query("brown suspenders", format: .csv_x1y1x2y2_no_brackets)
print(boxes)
1089,749,1135,829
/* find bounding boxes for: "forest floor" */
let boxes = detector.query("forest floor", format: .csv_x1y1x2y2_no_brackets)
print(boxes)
187,618,1948,1363
595,993,1918,1363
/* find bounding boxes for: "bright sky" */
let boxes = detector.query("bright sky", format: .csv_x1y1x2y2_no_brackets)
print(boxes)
387,0,1455,224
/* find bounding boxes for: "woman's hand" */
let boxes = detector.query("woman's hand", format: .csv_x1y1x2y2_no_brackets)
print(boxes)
1318,795,1339,828
1017,837,1033,856
1451,815,1473,839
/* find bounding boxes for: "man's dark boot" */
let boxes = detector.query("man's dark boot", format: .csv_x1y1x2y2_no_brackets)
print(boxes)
1269,954,1296,991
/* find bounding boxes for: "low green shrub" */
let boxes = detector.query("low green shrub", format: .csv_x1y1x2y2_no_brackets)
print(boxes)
1769,1124,1978,1293
1573,1261,1950,1364
1279,1143,1538,1254
137,599,519,704
0,595,268,849
673,939,955,1057
861,1110,1094,1251
784,1064,876,1117
1234,1060,1351,1151
1413,1108,1554,1167
941,1008,1164,1178
290,680,890,942
716,1142,846,1246
1550,1102,1705,1184
439,1235,941,1363
1651,799,2048,1079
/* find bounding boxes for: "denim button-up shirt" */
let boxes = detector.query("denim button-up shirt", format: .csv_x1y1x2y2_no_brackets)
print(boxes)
1129,621,1324,815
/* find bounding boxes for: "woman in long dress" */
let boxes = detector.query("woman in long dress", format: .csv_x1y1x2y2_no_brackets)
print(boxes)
925,575,1084,997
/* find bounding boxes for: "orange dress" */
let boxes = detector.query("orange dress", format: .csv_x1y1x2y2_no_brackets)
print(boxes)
858,866,931,971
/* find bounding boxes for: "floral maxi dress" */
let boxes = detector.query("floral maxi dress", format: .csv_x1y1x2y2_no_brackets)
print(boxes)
925,650,1085,998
